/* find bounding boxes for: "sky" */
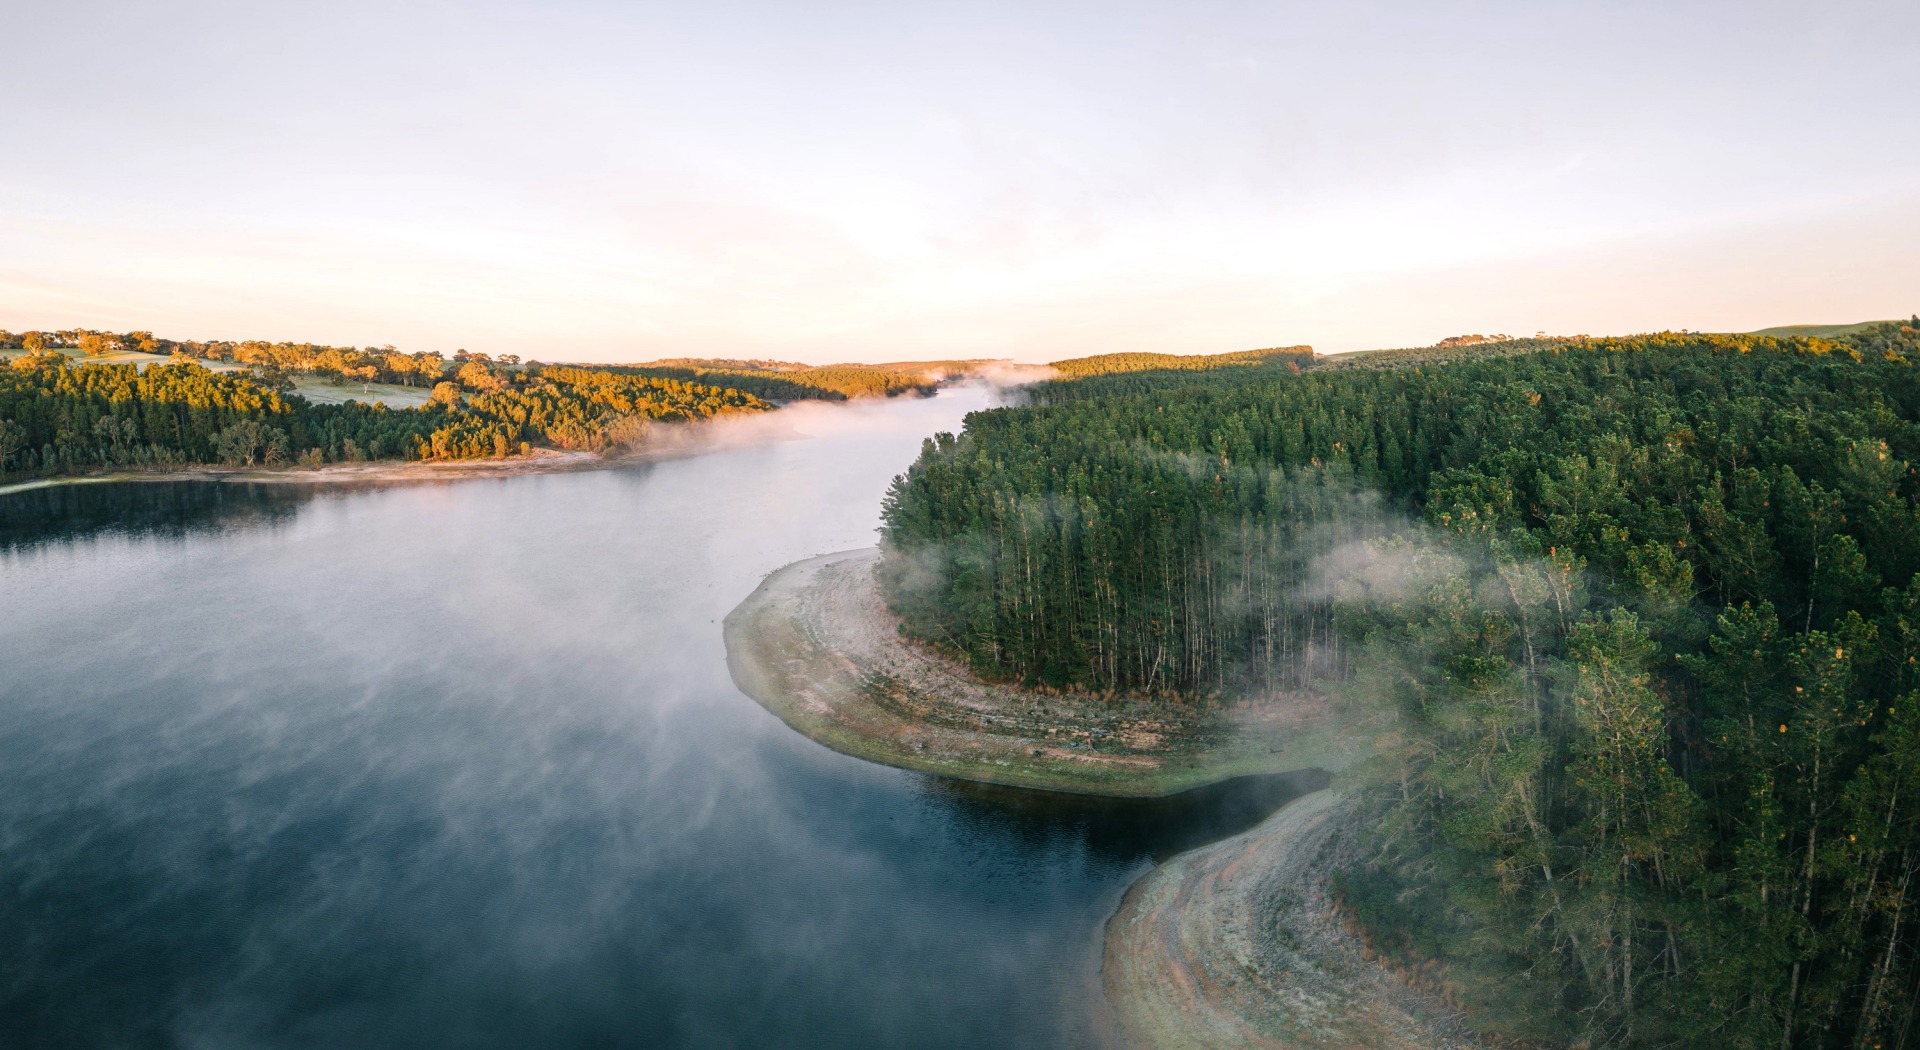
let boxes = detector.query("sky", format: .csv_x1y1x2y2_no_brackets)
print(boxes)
2,0,1916,363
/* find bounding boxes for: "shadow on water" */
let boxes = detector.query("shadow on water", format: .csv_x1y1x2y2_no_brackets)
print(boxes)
0,481,321,551
928,769,1333,864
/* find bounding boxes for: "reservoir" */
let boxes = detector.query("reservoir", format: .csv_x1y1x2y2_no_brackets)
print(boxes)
0,386,1311,1049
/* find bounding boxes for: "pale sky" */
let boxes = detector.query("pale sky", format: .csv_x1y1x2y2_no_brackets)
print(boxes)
3,1,1916,362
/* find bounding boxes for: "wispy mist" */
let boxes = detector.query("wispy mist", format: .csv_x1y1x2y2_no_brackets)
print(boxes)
0,387,1253,1049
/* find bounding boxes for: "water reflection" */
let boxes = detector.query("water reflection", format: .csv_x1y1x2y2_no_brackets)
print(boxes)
929,770,1331,864
0,480,319,551
0,396,1323,1050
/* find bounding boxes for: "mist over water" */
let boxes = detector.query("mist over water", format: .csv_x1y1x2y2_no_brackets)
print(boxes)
0,386,1312,1049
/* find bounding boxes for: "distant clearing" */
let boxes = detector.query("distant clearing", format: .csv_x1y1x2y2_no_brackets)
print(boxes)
1750,320,1896,338
0,349,429,407
0,347,243,371
290,378,433,408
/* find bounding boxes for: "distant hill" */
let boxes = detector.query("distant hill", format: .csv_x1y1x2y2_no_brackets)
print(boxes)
594,358,1002,401
1048,345,1314,379
1315,336,1577,371
1750,320,1897,338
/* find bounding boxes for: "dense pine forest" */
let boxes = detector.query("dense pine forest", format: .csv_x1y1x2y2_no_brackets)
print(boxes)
0,351,768,477
880,320,1920,1048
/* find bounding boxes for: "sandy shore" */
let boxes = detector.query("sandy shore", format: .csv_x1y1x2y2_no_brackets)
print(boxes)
1104,791,1485,1049
0,445,689,499
723,547,1355,797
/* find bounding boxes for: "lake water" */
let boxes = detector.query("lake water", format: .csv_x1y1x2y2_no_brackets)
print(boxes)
0,387,1316,1049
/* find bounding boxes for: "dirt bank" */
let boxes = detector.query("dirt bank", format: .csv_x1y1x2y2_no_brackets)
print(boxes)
1104,791,1486,1049
722,548,1354,797
0,446,675,499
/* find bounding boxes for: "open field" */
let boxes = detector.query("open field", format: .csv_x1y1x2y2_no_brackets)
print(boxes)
0,351,431,406
1,350,428,407
722,548,1358,797
290,377,434,408
0,347,244,371
32,347,175,367
1750,320,1896,338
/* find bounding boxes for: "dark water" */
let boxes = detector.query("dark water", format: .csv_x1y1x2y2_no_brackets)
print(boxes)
0,389,1316,1050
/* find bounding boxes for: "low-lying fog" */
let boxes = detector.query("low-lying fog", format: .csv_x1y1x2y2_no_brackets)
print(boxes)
0,385,1311,1049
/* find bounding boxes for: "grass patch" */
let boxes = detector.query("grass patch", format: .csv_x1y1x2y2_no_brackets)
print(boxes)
1749,320,1896,338
289,378,433,408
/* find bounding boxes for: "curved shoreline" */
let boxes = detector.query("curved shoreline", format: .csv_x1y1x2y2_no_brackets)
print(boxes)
1103,791,1485,1049
722,547,1354,798
725,547,1484,1047
0,450,611,498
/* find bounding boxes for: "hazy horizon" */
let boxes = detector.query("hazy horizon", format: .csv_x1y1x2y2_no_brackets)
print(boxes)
4,1,1916,363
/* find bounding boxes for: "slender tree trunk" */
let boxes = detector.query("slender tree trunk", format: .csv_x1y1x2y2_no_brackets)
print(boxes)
1785,747,1824,1050
1857,854,1915,1049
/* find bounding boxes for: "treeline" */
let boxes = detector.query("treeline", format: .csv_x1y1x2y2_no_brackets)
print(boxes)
880,320,1920,1047
0,327,520,389
1048,344,1315,379
0,329,985,403
1032,345,1318,402
603,361,945,401
1315,334,1578,371
0,354,767,476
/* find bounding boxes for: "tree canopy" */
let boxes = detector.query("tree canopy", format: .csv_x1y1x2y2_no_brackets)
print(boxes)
880,319,1920,1048
0,353,768,476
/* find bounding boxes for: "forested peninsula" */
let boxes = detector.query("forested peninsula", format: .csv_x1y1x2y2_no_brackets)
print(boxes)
735,319,1920,1048
0,328,982,483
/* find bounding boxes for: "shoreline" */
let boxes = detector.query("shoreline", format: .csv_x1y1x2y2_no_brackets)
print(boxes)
1103,791,1485,1049
0,432,748,500
725,546,1483,1046
0,451,599,497
722,547,1355,798
0,377,1020,500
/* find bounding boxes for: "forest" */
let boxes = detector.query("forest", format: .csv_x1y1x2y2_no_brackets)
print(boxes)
0,328,963,402
0,327,500,388
879,320,1920,1048
0,351,768,476
602,361,942,401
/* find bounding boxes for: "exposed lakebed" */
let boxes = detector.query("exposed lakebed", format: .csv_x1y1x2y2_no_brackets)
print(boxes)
0,387,1319,1049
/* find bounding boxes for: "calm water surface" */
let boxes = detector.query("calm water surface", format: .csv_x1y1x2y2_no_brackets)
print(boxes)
0,388,1314,1049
